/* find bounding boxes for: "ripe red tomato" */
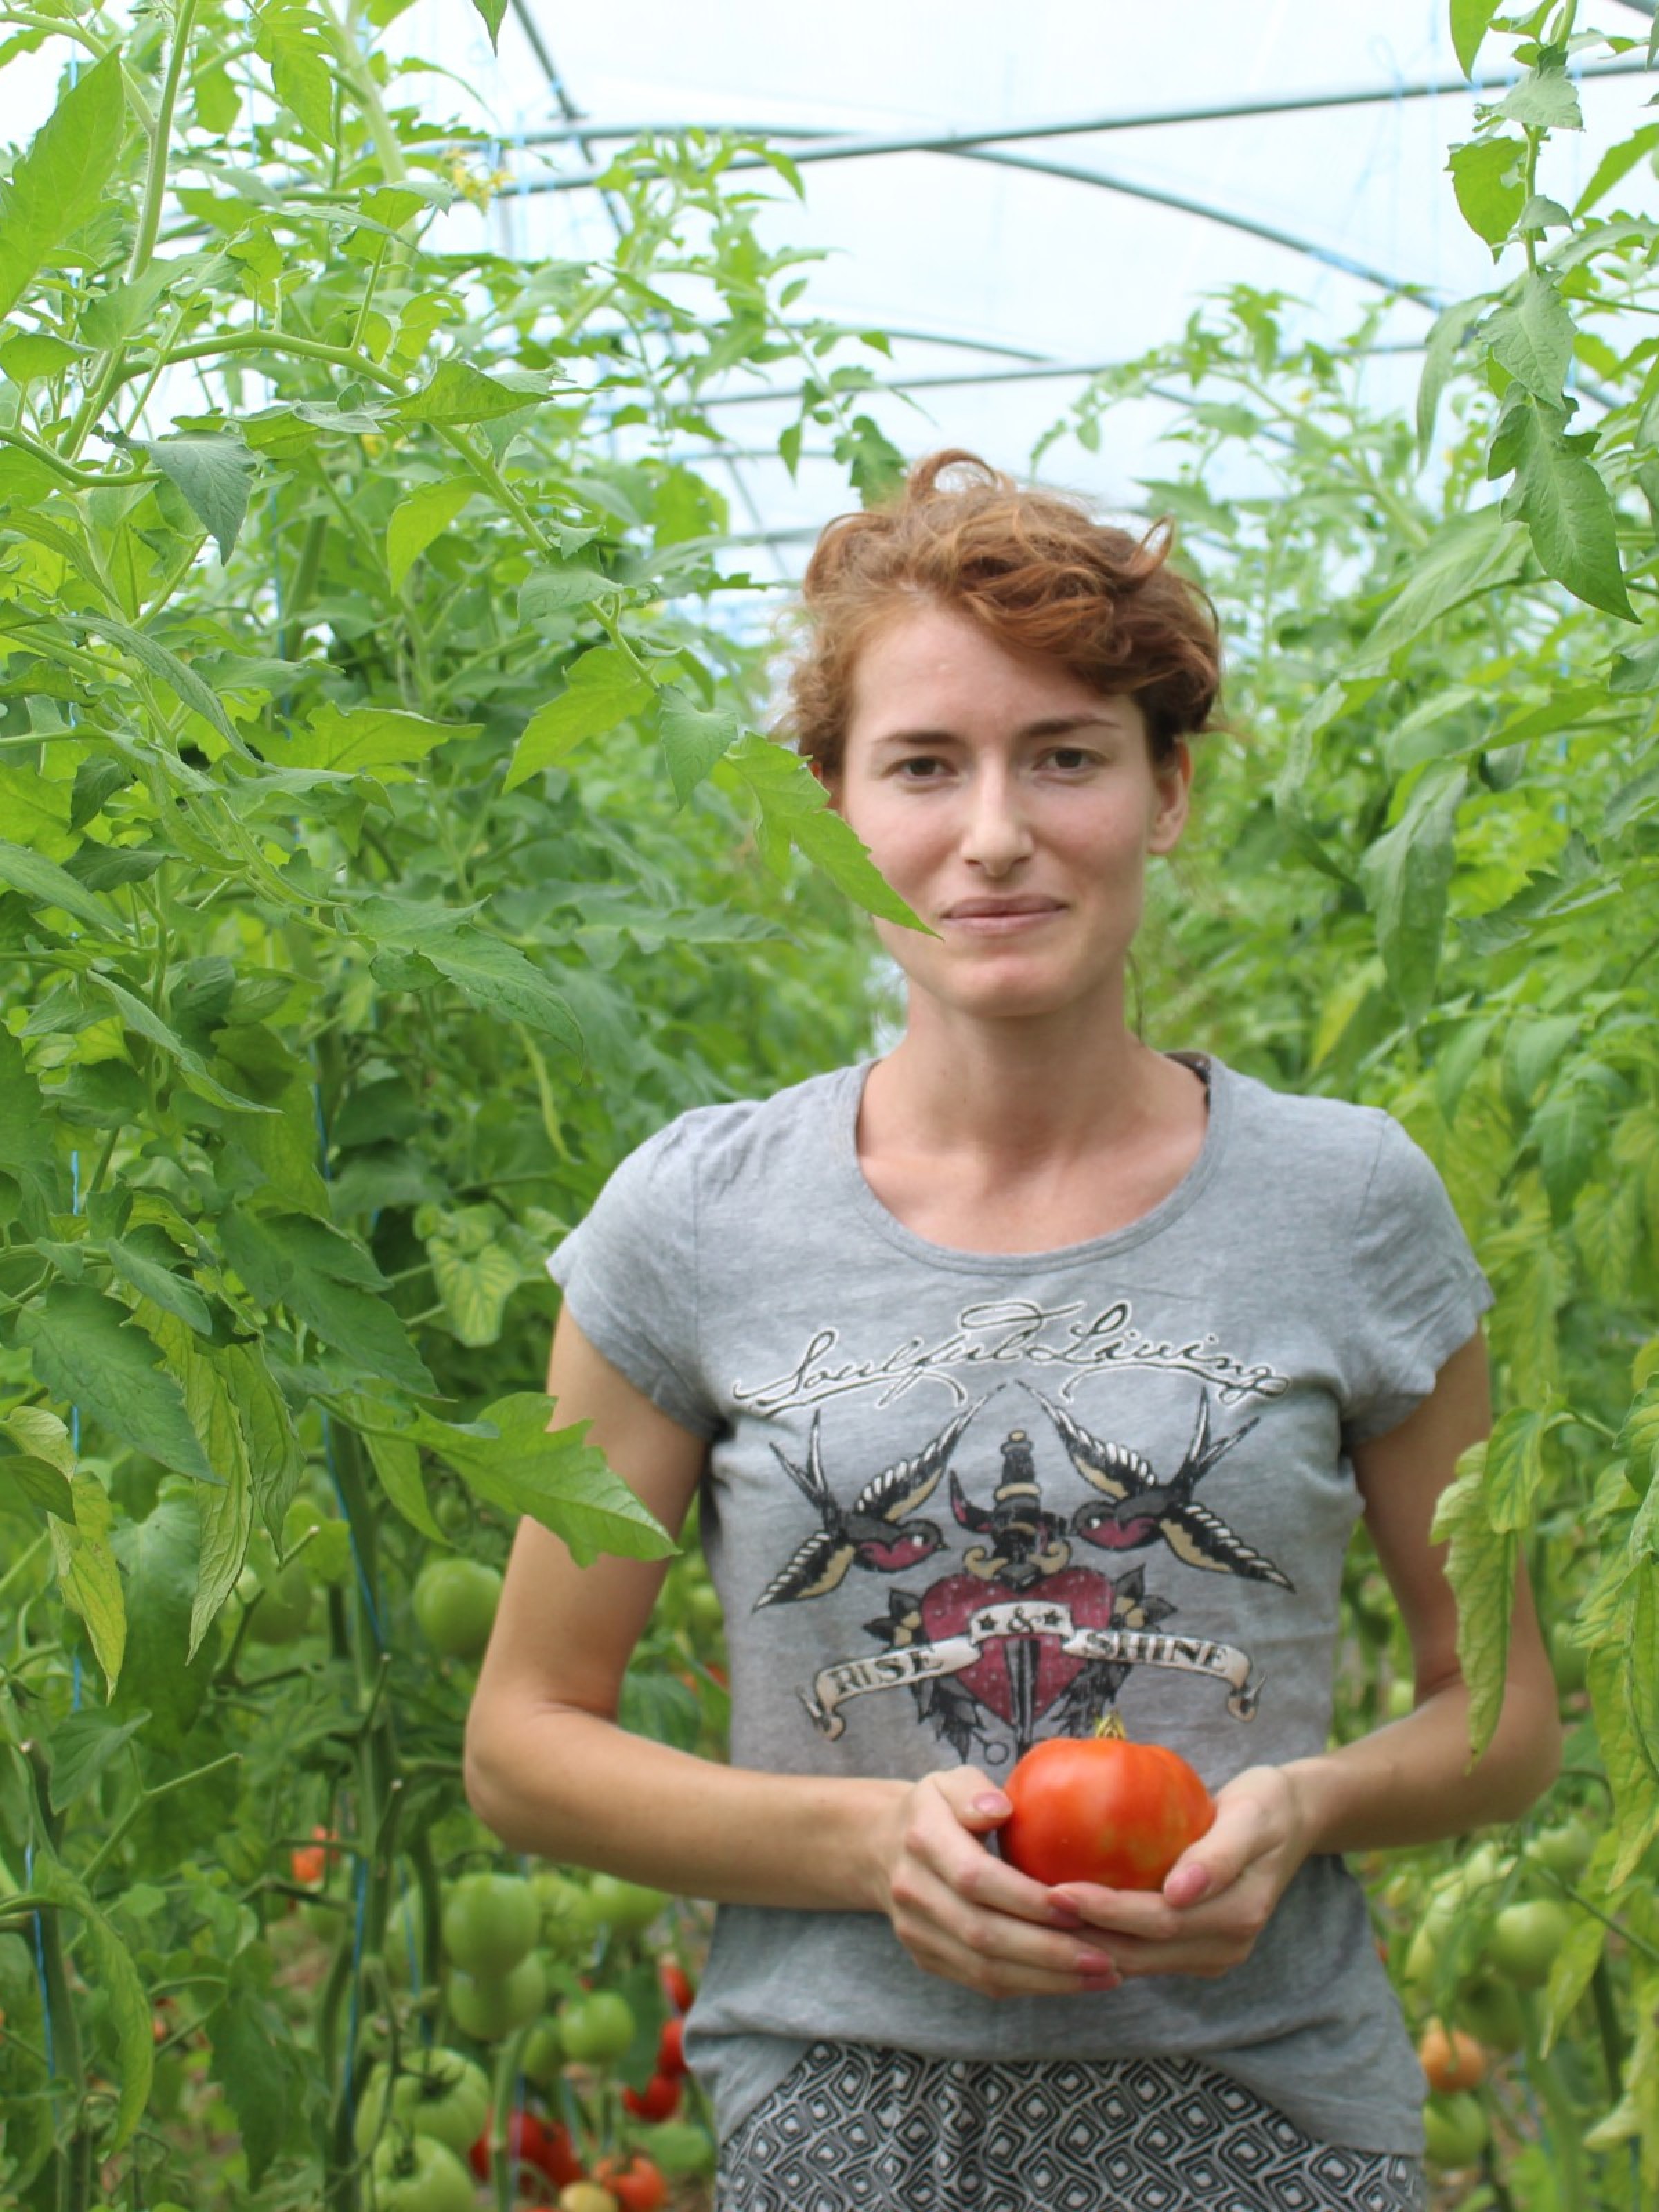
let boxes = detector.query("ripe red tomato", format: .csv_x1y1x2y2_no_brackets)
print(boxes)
290,1824,335,1887
594,2153,667,2212
1000,1727,1215,1891
469,2110,583,2189
658,1960,694,2014
655,2015,686,2077
621,2070,681,2121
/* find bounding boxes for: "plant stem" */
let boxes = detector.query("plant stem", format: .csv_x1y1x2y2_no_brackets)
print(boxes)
129,0,200,285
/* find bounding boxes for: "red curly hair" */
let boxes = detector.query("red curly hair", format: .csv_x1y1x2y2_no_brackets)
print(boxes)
781,450,1221,776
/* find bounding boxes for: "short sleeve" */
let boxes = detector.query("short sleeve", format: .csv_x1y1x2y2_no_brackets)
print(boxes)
1342,1116,1494,1447
546,1120,718,1438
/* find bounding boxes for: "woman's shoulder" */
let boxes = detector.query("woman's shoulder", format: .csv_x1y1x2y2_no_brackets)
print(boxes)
1211,1055,1392,1159
608,1062,861,1201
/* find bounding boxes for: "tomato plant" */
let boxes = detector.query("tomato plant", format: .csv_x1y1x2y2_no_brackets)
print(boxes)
448,1953,550,2042
440,1870,541,1978
557,1991,637,2068
369,2133,478,2212
354,2047,490,2161
1000,1721,1214,1891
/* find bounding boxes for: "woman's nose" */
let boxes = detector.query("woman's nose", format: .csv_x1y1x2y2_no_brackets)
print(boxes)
961,769,1033,874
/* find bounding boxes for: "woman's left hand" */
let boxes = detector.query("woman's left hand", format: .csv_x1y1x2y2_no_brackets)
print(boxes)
1045,1764,1312,1980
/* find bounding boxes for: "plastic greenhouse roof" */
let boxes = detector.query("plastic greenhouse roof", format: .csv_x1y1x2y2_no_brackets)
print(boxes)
10,1,1659,585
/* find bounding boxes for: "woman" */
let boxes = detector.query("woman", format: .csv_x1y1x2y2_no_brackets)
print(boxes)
465,451,1562,2212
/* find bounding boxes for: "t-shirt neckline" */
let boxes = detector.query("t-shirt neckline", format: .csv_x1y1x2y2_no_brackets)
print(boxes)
832,1050,1230,1273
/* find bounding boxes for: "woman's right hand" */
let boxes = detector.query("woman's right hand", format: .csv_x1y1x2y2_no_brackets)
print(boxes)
874,1767,1124,1998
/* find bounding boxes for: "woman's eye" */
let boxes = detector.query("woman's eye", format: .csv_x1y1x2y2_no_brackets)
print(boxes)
896,755,946,779
1044,747,1096,771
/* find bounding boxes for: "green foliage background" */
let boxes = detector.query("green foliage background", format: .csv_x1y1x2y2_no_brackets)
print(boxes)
0,0,1655,2206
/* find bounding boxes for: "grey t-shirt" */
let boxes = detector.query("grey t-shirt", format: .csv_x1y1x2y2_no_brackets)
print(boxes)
547,1054,1492,2155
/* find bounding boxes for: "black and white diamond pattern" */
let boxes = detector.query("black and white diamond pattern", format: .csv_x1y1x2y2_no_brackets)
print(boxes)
718,2044,1426,2212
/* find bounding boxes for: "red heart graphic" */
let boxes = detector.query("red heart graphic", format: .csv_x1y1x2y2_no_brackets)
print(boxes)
919,1566,1116,1729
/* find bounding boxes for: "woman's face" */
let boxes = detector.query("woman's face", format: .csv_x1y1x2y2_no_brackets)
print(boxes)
830,601,1191,1031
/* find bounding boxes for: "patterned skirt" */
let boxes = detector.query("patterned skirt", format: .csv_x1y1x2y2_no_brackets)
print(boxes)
716,2041,1427,2212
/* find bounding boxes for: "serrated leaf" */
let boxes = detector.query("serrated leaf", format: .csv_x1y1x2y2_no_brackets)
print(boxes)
18,1285,213,1482
1499,58,1584,131
207,1953,303,2186
504,647,655,788
1490,392,1635,619
146,1309,254,1658
1619,1381,1659,1505
657,691,740,806
0,837,124,934
1430,1439,1517,1764
0,330,84,382
1416,297,1483,460
59,612,245,753
1449,135,1527,247
386,479,474,590
106,1229,214,1337
1588,1640,1659,1883
1357,764,1465,1025
1451,0,1499,77
517,561,610,624
113,433,255,563
426,1219,522,1347
355,894,582,1054
1482,1399,1557,1531
1532,1076,1607,1224
413,1396,676,1564
393,359,538,427
1481,271,1575,404
86,971,277,1115
28,1850,151,2147
47,1709,148,1814
47,1470,126,1696
222,1344,306,1541
1575,122,1659,216
359,1419,447,1544
714,733,928,928
0,51,125,320
279,702,478,773
1538,1905,1607,2056
254,0,335,145
1627,1573,1659,1788
1351,509,1526,670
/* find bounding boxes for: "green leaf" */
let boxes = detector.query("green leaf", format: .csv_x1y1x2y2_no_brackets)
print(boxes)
1539,1905,1607,2059
111,433,256,562
714,733,928,928
1588,1638,1659,1883
1357,764,1465,1025
1627,1573,1659,1786
254,0,336,145
355,894,583,1054
0,51,126,320
1608,634,1659,696
415,1396,675,1564
1430,1438,1518,1765
278,702,478,773
0,330,85,382
504,647,655,788
1416,297,1483,460
1490,391,1635,619
206,1952,305,2186
833,413,906,507
222,1343,306,1541
1575,122,1659,216
1498,57,1584,132
1450,0,1499,77
1448,135,1527,247
359,1418,447,1544
46,1709,148,1815
393,359,539,427
109,1492,211,1750
1481,271,1575,404
424,1209,523,1347
468,0,508,49
28,1851,152,2148
517,562,610,624
1618,1380,1659,1503
59,612,245,753
1,1405,75,1519
1350,509,1526,670
386,479,474,590
0,836,124,934
86,971,279,1114
47,1471,126,1696
1482,1398,1559,1530
106,1228,214,1337
1532,1072,1610,1224
147,1309,255,1659
17,1285,214,1482
220,1207,436,1396
657,691,740,807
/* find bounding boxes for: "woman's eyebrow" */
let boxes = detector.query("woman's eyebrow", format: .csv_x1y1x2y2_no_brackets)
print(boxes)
870,711,1127,748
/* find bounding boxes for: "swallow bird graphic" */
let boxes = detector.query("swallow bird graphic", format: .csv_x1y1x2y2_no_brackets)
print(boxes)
753,1405,975,1609
1038,1390,1294,1590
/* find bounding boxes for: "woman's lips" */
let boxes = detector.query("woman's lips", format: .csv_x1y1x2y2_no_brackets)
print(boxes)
941,897,1065,930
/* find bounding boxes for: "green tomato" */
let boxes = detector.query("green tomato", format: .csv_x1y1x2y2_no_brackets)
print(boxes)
413,1556,502,1661
557,1989,636,2067
1531,1815,1594,1881
1550,1620,1588,1696
639,2118,716,2180
447,1951,547,2042
369,2131,477,2212
1484,1899,1571,1989
1456,1973,1526,2054
583,1872,668,1936
1422,2091,1489,2169
281,1496,354,1584
441,1871,540,1977
519,2018,565,2088
240,1559,315,1645
353,2046,489,2159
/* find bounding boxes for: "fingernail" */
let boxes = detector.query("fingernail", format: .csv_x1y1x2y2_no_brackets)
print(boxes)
1081,1969,1122,1992
1077,1948,1117,1976
1048,1902,1085,1929
972,1792,1011,1817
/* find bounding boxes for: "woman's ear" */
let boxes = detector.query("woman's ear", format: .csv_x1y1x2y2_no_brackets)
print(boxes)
1148,739,1193,854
